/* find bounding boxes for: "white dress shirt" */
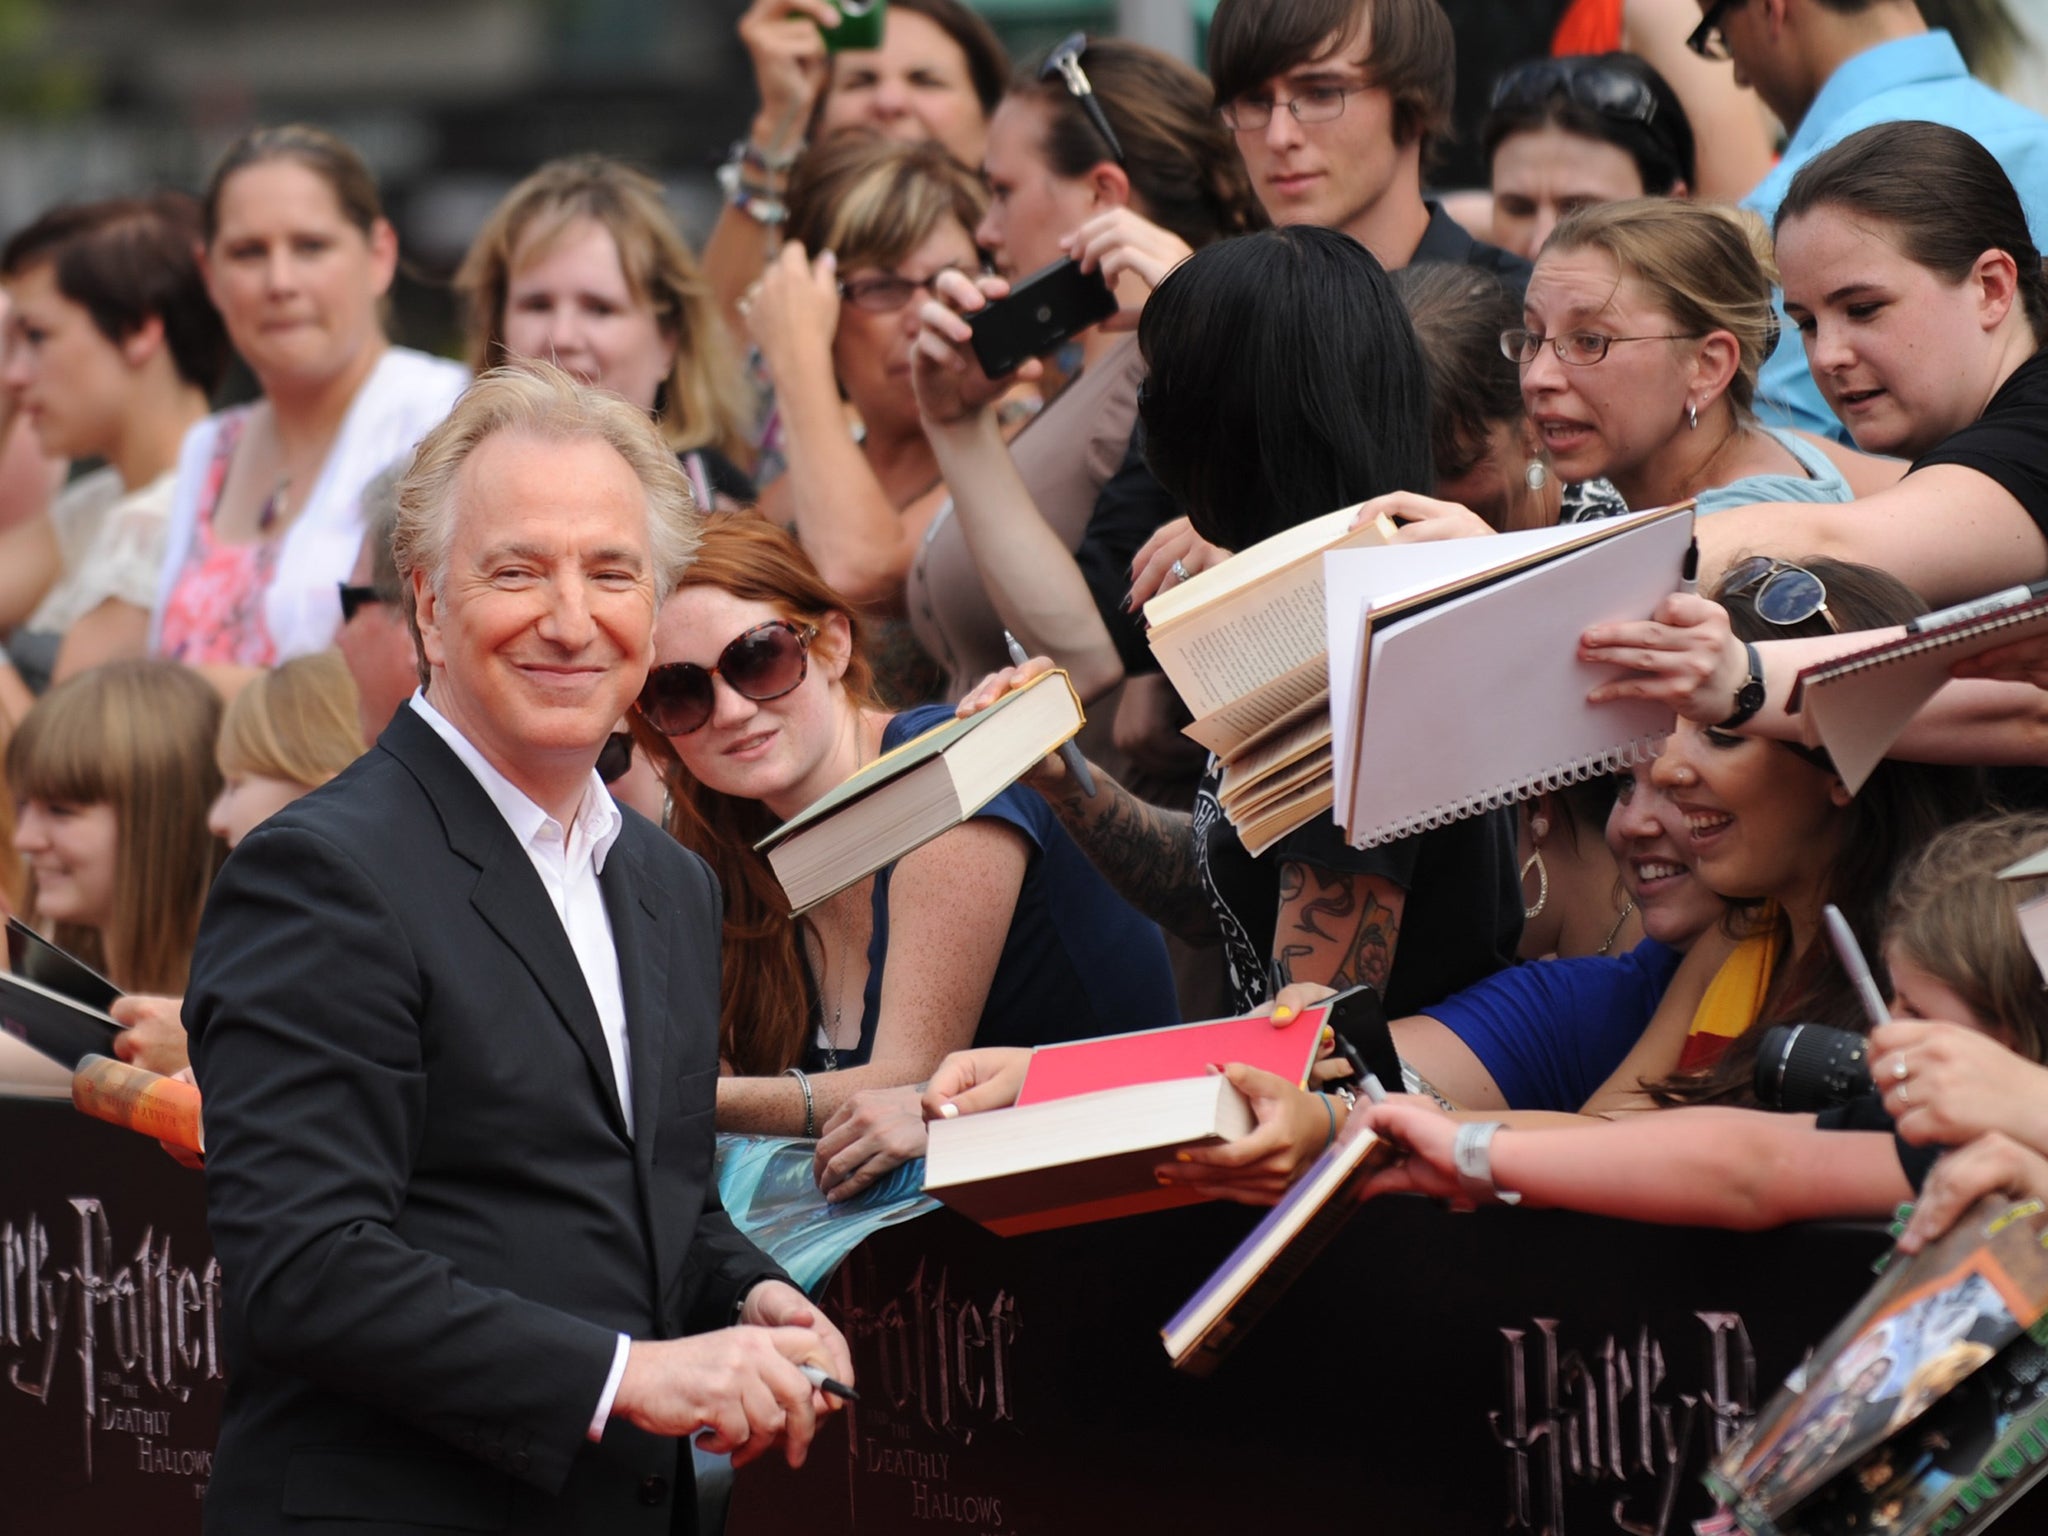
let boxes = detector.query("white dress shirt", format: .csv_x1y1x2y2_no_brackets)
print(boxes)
407,693,636,1437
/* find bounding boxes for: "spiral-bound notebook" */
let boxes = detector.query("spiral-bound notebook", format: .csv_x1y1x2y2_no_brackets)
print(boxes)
1326,506,1694,849
1790,594,2048,795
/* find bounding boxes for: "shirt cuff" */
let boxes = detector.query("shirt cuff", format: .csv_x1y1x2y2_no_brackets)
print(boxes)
588,1333,632,1442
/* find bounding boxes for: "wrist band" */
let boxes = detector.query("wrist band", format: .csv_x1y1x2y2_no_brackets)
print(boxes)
716,159,789,226
1318,1093,1337,1151
732,135,804,175
1451,1121,1522,1206
784,1066,816,1138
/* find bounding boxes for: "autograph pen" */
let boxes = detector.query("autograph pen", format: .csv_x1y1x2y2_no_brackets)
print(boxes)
1003,630,1097,796
1822,902,1892,1034
800,1364,861,1402
1679,539,1700,596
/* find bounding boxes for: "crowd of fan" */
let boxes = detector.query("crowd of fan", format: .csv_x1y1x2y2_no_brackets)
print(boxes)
6,0,2048,1250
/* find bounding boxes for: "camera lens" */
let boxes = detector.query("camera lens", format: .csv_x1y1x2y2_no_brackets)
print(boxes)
1753,1023,1875,1111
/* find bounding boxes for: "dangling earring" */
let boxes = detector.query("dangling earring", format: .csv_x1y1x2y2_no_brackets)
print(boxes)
1686,401,1700,430
1524,459,1548,491
1521,812,1550,921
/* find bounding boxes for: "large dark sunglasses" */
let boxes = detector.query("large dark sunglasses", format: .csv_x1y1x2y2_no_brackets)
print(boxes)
1041,32,1125,165
338,582,386,623
1490,57,1659,125
1723,556,1841,632
637,619,818,736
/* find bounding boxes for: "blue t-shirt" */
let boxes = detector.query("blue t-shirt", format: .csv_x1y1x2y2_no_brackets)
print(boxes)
1744,31,2048,439
805,704,1180,1070
1420,938,1684,1112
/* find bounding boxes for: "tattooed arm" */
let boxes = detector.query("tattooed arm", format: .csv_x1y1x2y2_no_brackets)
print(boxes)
1039,769,1217,945
1271,863,1407,994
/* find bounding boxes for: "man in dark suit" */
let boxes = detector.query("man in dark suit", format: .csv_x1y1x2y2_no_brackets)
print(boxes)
186,363,851,1534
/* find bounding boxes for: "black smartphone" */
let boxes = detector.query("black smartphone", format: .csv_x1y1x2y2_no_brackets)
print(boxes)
967,257,1118,379
820,0,885,52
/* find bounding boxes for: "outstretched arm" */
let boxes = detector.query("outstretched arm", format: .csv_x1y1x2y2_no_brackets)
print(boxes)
1357,1098,1912,1228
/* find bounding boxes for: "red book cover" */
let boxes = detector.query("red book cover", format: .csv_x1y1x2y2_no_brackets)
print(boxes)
1014,1006,1332,1108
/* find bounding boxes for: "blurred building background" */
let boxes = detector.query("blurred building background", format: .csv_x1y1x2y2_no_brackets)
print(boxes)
0,0,1199,353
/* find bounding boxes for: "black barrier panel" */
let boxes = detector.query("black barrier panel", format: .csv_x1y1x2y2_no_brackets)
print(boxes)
727,1199,2048,1536
2,1097,222,1534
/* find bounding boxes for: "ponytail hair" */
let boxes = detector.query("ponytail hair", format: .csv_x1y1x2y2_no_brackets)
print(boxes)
1777,120,2048,349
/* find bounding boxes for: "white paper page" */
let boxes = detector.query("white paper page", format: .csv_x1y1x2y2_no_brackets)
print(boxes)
1324,511,1681,834
2019,892,2048,986
1343,512,1690,847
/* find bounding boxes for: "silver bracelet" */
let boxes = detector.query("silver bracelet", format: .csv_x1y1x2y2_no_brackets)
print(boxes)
783,1066,816,1138
1451,1121,1522,1206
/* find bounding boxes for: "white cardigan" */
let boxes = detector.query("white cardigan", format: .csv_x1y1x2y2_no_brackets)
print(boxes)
149,347,469,662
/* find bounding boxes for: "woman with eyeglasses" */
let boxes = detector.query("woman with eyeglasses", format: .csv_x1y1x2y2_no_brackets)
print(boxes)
1694,121,2048,609
906,35,1262,711
1370,197,1897,544
631,515,1176,1197
741,135,985,704
1482,53,1694,262
702,0,1008,342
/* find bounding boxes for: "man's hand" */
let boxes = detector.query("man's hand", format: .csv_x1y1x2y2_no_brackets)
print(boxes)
814,1086,928,1202
740,1280,856,1399
111,994,191,1077
610,1327,826,1467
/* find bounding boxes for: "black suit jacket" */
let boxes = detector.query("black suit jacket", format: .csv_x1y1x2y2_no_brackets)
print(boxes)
187,707,787,1535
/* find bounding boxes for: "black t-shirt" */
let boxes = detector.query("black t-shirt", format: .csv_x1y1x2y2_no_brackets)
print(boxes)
1193,760,1523,1016
1911,347,2048,536
1815,1091,1941,1194
1079,432,1181,677
1413,202,1535,300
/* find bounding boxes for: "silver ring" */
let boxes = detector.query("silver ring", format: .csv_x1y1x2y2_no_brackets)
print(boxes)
1891,1056,1909,1083
1899,1080,1913,1106
1170,558,1192,584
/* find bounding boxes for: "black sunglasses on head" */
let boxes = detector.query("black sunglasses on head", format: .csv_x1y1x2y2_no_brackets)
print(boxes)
1490,57,1659,124
637,618,819,737
1041,32,1125,165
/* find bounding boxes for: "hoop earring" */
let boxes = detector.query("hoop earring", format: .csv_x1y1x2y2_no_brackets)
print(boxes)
1524,459,1548,491
1686,401,1700,430
1521,848,1549,922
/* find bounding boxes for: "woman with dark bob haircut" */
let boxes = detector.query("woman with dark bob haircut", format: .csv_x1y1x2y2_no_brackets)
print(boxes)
964,225,1521,1040
1139,227,1434,552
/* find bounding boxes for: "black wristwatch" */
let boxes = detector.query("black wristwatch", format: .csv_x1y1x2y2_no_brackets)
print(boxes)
1716,641,1767,730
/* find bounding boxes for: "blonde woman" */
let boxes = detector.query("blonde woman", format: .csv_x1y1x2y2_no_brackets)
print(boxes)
207,650,363,849
457,155,757,508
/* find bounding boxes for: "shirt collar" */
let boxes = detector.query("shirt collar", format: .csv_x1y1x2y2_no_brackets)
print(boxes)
1784,31,1965,161
408,691,622,870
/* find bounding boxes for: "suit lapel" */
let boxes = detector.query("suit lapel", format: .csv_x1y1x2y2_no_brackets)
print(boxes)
600,833,669,1166
382,710,631,1143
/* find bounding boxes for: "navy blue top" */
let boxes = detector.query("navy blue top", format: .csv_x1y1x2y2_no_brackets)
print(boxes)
1421,938,1684,1112
803,704,1180,1070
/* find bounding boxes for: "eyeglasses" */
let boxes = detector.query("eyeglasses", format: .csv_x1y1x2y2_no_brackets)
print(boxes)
838,264,967,313
1218,83,1367,133
1042,32,1125,165
1687,0,1747,61
1490,58,1659,125
337,582,386,623
1501,328,1706,366
1722,557,1840,632
637,618,818,736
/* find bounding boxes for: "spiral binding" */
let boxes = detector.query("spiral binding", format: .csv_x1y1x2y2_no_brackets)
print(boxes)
1808,602,2048,681
1346,732,1668,850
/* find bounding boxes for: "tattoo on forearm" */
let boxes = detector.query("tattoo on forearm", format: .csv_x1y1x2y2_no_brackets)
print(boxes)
1052,779,1212,941
1332,889,1399,994
1282,867,1400,995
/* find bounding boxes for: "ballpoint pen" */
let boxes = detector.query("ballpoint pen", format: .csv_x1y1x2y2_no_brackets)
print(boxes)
1003,630,1097,796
